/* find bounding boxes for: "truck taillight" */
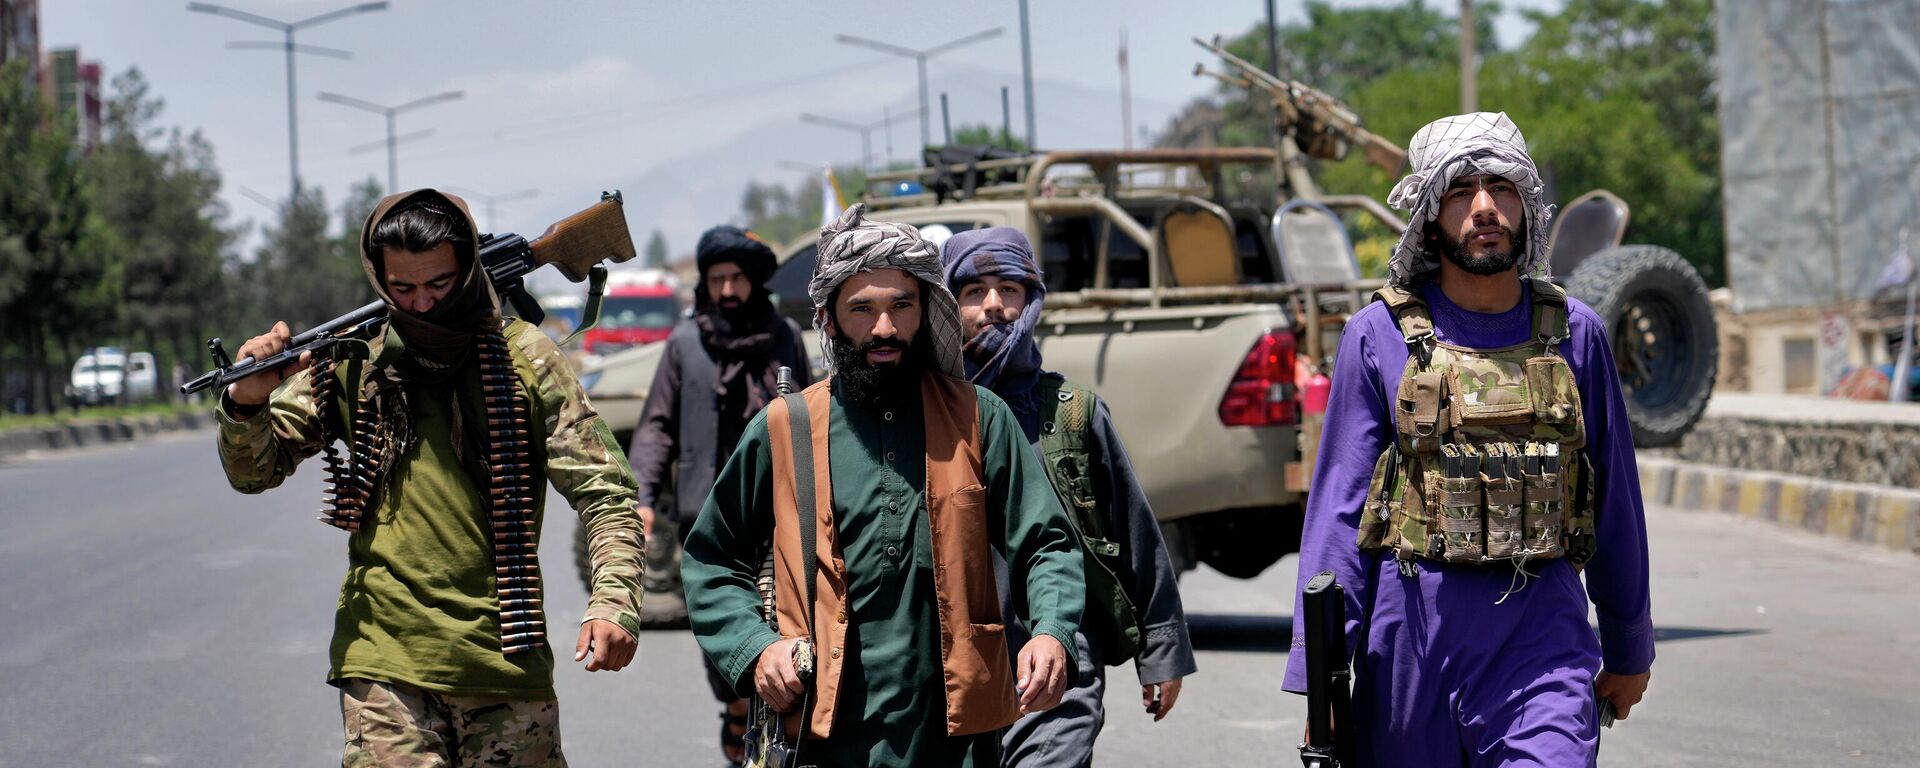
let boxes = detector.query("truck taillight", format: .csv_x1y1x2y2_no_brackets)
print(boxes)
1218,329,1298,427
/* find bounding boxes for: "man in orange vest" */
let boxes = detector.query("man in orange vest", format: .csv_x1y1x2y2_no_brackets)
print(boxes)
682,205,1086,767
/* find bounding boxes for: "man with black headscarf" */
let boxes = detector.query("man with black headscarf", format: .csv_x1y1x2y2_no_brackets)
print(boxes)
215,189,644,765
941,227,1195,767
683,205,1084,767
627,224,810,764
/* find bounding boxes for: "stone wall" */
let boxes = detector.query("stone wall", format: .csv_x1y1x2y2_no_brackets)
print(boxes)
1672,397,1920,489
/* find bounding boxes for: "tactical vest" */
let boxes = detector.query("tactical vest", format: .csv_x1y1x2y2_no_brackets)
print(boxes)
1035,375,1143,664
1356,280,1598,572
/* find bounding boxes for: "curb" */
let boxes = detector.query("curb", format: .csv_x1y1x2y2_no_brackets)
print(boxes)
1639,455,1920,557
0,410,210,460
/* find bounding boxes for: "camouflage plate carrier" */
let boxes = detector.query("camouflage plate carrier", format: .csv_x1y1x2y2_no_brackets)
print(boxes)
1036,374,1143,664
1357,279,1597,577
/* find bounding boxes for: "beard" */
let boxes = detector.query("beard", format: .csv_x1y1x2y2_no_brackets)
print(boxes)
1437,223,1525,276
831,334,925,406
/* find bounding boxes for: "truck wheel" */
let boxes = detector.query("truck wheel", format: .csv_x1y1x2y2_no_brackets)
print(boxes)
1562,245,1717,448
1190,506,1304,580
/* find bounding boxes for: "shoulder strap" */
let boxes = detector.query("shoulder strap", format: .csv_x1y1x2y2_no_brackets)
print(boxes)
779,392,819,635
1373,283,1435,365
1528,277,1570,347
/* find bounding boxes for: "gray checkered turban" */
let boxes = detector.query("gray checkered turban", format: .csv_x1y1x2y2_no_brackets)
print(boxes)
809,203,966,379
1384,112,1553,287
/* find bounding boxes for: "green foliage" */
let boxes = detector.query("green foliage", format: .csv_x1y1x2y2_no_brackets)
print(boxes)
941,123,1029,153
738,165,868,248
0,59,122,412
90,68,238,381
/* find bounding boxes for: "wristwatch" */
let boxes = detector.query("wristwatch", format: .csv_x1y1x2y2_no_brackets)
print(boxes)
791,637,816,681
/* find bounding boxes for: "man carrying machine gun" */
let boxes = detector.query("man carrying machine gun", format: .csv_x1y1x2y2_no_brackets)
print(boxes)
213,189,644,766
1285,114,1653,767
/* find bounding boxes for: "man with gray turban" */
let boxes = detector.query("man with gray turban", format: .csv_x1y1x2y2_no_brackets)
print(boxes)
940,227,1195,766
1283,113,1654,767
683,205,1086,767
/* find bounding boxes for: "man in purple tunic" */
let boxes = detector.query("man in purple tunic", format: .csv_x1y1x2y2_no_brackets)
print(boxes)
1283,112,1654,767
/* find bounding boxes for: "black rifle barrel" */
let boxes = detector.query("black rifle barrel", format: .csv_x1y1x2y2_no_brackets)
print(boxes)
1300,569,1350,768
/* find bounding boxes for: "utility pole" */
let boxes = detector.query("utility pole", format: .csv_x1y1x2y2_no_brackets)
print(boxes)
1000,86,1012,150
801,107,922,171
1119,29,1133,150
187,2,388,200
1019,0,1037,149
318,89,464,192
835,27,1003,155
1459,0,1478,113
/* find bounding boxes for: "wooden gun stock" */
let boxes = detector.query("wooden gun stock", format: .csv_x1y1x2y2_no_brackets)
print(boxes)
528,195,636,282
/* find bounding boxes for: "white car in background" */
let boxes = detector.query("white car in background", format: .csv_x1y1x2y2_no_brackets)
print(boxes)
66,348,157,407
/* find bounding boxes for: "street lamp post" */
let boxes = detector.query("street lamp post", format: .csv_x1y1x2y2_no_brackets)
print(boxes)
318,90,465,192
444,187,539,234
186,2,388,200
799,107,923,172
834,27,1003,154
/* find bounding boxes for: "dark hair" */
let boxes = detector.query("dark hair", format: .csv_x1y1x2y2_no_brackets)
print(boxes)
370,203,472,272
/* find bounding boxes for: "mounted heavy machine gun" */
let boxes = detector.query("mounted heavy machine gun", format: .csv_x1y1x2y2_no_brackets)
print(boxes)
1193,36,1406,180
183,191,636,396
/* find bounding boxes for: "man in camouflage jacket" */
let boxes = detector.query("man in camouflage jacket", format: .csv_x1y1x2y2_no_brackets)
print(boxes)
216,189,643,767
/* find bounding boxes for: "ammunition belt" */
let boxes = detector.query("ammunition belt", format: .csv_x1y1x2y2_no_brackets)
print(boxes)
479,322,544,656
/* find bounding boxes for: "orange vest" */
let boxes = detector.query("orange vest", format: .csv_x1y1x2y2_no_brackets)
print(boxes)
765,373,1021,739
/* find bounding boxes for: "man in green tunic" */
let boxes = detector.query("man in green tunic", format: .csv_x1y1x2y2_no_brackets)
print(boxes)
216,190,644,766
682,204,1085,767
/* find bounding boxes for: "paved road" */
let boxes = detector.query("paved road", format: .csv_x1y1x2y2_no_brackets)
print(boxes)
3,431,1917,766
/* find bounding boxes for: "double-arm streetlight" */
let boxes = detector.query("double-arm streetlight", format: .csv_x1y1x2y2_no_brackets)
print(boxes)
318,90,465,193
443,187,540,234
834,27,1003,153
799,106,923,171
187,2,389,200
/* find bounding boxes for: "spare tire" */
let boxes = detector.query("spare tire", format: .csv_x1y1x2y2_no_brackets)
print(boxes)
1563,245,1717,448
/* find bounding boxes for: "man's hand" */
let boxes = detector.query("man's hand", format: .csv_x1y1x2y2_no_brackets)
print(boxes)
754,637,808,712
1016,634,1070,714
1596,669,1651,720
637,506,656,539
1142,677,1183,721
574,618,636,672
227,321,311,408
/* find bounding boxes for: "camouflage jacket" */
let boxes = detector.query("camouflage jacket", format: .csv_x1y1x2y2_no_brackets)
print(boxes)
216,321,645,641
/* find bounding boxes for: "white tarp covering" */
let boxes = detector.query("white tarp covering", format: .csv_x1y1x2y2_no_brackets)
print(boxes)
1719,0,1920,312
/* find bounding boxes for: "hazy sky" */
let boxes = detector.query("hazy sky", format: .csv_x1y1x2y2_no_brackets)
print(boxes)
45,1,1554,273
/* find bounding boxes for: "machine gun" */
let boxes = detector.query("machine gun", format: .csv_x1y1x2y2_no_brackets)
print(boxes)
182,191,636,396
1192,36,1407,176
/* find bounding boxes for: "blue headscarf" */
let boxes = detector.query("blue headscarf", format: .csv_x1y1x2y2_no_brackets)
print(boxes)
939,227,1047,393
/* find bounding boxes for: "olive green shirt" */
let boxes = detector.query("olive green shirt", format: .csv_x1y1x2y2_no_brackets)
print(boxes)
683,383,1083,768
216,322,643,699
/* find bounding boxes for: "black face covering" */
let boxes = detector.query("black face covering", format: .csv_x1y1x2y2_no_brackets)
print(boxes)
361,192,500,369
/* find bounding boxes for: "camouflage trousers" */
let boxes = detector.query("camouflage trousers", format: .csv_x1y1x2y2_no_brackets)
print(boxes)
339,678,567,768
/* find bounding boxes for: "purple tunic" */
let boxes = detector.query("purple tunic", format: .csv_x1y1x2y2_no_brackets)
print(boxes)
1282,282,1654,767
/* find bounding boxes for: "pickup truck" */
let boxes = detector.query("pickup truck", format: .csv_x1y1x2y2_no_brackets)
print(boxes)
581,136,1720,602
584,147,1379,579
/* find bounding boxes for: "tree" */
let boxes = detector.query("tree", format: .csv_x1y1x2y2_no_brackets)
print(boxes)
90,68,238,394
644,229,668,270
0,59,121,412
945,124,1029,153
241,187,350,333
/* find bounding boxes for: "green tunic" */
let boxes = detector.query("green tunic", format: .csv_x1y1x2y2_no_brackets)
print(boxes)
216,322,644,699
683,383,1084,768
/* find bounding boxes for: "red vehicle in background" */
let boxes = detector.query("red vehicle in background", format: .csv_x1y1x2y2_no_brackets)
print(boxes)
581,271,682,359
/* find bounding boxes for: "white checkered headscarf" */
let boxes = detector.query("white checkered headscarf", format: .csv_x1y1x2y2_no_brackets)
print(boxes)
1384,112,1553,287
809,204,966,378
